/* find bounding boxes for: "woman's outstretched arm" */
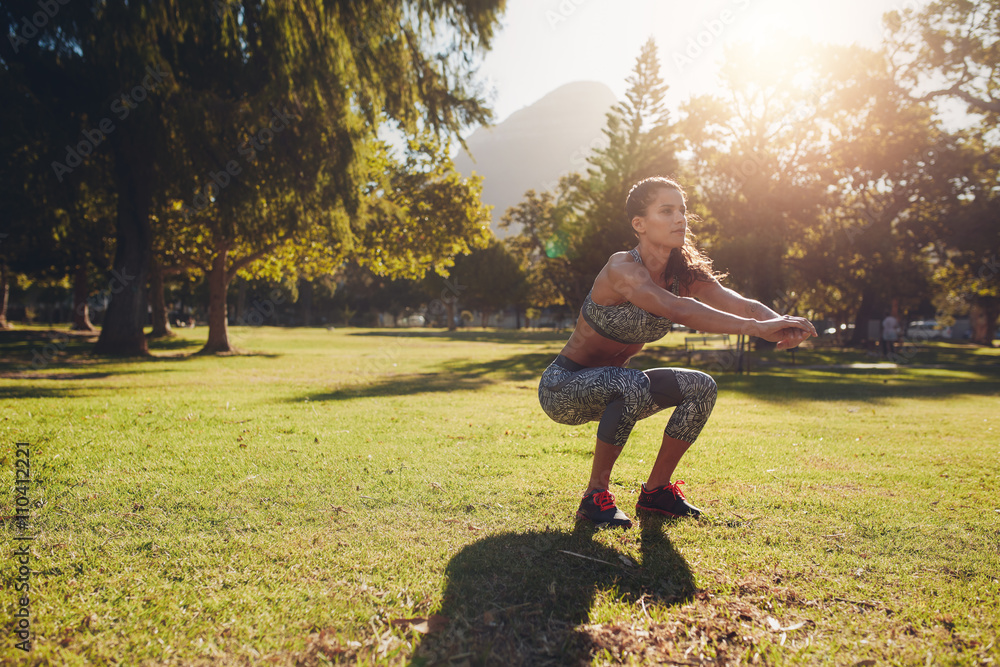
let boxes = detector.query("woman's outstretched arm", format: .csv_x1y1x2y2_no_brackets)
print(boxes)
603,259,816,344
685,277,813,349
685,278,781,320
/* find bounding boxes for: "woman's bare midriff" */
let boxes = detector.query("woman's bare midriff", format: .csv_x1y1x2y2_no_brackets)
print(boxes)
559,315,644,368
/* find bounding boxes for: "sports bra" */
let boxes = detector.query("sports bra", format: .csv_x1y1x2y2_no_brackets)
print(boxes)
580,247,677,345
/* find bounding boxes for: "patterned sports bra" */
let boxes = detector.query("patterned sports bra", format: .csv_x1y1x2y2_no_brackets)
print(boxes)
580,247,678,345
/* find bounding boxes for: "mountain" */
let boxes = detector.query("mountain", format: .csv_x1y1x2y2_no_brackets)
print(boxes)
454,81,618,237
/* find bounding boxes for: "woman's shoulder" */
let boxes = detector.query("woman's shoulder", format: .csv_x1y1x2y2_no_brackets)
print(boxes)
593,249,646,300
605,249,639,268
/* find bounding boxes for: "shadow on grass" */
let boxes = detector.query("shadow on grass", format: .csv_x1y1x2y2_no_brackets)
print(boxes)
412,518,693,666
347,329,569,345
0,327,280,371
295,352,554,401
717,364,1000,404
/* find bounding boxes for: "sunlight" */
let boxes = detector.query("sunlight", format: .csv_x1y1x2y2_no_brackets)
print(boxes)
725,2,845,51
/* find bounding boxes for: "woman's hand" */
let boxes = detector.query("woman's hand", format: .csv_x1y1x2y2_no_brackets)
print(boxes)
754,316,817,349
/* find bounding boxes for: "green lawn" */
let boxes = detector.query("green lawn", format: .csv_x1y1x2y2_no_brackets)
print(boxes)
1,326,998,665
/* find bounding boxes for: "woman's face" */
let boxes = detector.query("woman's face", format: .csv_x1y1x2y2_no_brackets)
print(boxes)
632,187,687,249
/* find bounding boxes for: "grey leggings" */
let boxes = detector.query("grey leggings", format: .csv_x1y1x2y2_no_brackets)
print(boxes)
538,355,718,447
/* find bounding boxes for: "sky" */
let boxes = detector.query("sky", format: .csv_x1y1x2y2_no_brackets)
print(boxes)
473,0,923,125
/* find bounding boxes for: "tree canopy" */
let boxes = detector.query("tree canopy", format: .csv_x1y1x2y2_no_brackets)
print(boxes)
1,0,505,353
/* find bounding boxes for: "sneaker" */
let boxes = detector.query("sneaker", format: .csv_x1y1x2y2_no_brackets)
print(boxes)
636,480,702,518
576,489,633,529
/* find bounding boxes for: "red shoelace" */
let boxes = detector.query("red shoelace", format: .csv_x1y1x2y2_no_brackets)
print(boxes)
645,480,687,499
591,490,617,511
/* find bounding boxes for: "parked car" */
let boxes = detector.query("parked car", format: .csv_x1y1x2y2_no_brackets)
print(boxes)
403,314,426,327
906,320,943,339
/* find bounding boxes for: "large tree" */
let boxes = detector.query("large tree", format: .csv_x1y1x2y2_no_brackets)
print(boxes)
451,237,527,327
1,0,505,355
679,40,833,313
885,0,1000,121
0,58,114,332
885,0,1000,343
802,44,949,343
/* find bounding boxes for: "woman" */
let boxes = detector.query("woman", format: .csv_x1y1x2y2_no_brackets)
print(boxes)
538,177,816,529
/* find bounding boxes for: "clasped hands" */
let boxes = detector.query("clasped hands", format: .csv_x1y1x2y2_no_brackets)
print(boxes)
756,316,817,350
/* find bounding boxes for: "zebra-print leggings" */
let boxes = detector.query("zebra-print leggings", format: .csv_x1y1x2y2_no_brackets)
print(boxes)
538,355,717,447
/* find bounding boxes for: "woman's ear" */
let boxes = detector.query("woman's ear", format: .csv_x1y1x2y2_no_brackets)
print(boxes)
631,215,645,235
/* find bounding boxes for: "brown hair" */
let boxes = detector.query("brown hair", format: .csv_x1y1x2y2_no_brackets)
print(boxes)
625,176,725,290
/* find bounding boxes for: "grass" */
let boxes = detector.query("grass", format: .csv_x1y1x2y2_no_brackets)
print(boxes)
1,325,998,665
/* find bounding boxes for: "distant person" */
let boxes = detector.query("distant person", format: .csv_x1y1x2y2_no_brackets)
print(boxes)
538,177,816,529
881,312,900,358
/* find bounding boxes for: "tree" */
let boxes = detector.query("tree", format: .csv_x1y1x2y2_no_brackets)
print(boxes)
0,59,115,332
885,0,1000,121
804,44,950,343
501,181,580,310
884,0,1000,344
452,238,527,327
679,40,833,316
1,0,504,355
352,138,494,282
923,133,1000,344
503,38,680,312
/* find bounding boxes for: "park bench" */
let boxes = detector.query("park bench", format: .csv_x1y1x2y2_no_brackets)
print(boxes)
683,333,750,373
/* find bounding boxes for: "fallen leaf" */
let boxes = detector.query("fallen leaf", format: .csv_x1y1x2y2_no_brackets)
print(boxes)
468,524,483,532
443,518,462,524
482,611,495,624
430,482,443,490
392,615,448,634
766,616,781,631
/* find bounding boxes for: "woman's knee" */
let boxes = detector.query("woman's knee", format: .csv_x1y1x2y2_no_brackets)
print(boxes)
681,369,717,400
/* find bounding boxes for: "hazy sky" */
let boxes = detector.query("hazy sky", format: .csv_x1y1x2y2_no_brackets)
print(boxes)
475,0,922,124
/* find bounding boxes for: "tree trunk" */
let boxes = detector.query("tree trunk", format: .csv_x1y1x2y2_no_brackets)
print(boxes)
300,279,313,327
970,298,1000,346
71,263,96,331
0,262,10,330
445,299,456,331
202,247,233,353
235,280,247,324
147,258,173,338
93,137,153,356
850,287,877,347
